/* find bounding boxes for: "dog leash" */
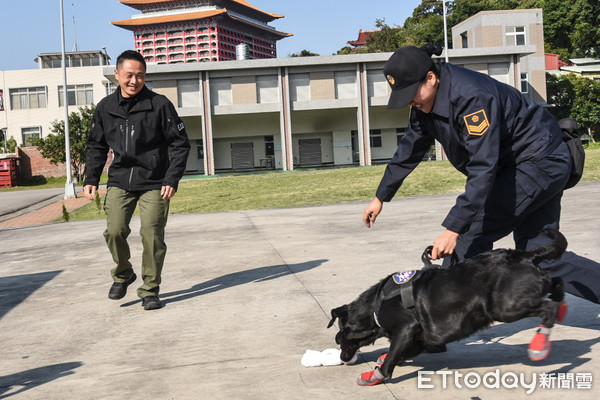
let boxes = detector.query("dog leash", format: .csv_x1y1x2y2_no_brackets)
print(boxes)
421,245,459,268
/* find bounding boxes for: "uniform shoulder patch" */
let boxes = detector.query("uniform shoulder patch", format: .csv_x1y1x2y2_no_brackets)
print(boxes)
463,109,490,136
392,270,417,285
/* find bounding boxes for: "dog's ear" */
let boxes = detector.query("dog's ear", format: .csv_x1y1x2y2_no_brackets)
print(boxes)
327,305,347,328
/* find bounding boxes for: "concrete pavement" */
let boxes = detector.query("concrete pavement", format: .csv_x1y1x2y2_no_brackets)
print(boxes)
0,182,599,399
0,188,69,219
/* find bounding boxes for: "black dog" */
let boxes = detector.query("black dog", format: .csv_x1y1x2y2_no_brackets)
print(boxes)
328,228,567,386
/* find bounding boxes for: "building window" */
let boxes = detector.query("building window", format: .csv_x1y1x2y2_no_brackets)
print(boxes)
370,129,382,148
58,84,93,106
461,32,468,48
22,126,41,146
9,87,47,110
520,73,529,94
265,135,274,157
105,81,117,96
506,26,526,46
396,127,407,145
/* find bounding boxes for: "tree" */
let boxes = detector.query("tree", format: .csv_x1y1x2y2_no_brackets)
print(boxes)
31,105,95,183
546,73,575,120
542,0,600,58
402,0,449,47
365,19,402,52
546,73,600,140
290,50,319,57
1,135,17,153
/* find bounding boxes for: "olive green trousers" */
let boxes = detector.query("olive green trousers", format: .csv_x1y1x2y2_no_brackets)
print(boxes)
103,187,170,298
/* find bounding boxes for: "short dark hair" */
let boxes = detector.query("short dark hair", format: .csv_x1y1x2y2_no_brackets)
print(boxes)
116,50,146,71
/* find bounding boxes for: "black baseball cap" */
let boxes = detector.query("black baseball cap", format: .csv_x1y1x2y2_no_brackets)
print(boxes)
383,46,434,109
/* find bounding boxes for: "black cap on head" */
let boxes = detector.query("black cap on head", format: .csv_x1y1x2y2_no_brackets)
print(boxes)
383,46,433,109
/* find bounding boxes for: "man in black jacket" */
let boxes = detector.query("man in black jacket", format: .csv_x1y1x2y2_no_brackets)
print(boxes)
84,50,190,310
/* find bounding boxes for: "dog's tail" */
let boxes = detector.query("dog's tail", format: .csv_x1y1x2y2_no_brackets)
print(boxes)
529,228,568,266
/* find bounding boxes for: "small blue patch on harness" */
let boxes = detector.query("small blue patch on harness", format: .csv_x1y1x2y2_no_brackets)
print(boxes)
392,270,417,285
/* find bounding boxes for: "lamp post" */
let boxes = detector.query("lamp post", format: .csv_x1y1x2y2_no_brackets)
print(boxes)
60,0,76,198
442,0,449,62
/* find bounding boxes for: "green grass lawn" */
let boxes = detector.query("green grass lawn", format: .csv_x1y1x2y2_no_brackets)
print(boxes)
64,145,600,222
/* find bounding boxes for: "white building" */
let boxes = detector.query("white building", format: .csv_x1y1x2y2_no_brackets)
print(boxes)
0,9,548,176
1,50,112,147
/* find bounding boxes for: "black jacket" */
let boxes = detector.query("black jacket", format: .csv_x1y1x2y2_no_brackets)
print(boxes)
85,86,190,191
376,63,563,234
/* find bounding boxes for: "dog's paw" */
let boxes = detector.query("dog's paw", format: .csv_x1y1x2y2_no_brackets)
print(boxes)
357,368,385,386
528,325,551,361
557,301,568,323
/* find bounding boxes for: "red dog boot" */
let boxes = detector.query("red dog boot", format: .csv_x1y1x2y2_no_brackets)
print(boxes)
357,367,385,386
376,353,388,368
528,325,552,361
557,301,568,323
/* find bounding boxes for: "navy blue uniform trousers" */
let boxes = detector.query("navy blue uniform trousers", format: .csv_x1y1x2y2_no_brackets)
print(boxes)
442,141,600,303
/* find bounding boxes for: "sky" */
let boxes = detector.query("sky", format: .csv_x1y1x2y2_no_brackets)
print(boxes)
0,0,423,71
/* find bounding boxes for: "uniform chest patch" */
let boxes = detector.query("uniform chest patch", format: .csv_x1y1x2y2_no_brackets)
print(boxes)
392,270,417,285
463,109,490,136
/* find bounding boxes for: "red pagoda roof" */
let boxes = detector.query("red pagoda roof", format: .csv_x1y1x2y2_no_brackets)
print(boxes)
348,29,377,47
112,8,291,38
112,9,226,28
119,0,284,19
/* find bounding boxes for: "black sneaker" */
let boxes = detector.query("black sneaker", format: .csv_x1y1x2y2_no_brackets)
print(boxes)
142,295,163,310
108,273,137,300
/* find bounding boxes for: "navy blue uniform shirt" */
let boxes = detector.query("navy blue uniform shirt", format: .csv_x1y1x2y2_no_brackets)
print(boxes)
376,63,563,234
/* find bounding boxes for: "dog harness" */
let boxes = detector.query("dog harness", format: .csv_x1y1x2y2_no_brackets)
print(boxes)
373,269,420,328
373,246,450,328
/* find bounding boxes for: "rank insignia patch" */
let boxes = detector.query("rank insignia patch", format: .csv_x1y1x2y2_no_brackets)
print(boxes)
392,270,417,285
463,109,490,136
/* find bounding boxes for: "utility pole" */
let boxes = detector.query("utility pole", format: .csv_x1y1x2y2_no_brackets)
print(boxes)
442,0,449,62
60,0,77,198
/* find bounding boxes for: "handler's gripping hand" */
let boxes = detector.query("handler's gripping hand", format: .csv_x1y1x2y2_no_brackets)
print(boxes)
363,198,383,228
83,185,97,201
431,229,459,260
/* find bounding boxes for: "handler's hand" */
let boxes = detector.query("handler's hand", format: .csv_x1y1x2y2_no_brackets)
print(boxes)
431,229,459,260
161,185,177,200
83,185,97,201
363,198,383,228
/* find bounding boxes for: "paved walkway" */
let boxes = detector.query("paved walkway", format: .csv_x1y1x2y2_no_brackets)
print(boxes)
0,190,106,228
0,183,599,399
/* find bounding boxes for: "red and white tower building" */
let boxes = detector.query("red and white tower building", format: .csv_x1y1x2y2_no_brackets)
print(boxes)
112,0,292,64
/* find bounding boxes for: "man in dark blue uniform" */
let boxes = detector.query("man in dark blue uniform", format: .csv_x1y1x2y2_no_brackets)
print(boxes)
363,44,600,304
